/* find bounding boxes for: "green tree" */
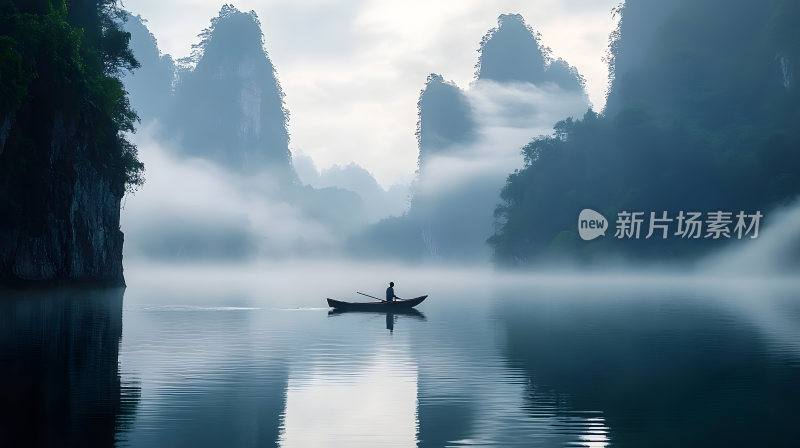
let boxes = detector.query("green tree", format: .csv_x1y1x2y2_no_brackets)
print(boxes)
0,0,143,197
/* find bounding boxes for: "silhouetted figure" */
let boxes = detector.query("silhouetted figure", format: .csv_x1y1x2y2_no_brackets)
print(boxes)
386,282,398,302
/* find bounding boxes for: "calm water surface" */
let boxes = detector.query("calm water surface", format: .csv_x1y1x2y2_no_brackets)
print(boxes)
2,266,799,447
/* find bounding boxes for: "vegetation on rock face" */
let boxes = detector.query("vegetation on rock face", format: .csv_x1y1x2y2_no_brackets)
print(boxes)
489,0,800,266
0,0,144,206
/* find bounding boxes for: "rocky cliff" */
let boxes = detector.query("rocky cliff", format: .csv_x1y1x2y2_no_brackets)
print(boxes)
0,120,125,286
0,0,142,286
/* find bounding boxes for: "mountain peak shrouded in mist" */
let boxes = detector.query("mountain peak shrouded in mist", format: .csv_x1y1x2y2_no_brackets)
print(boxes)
476,14,585,92
165,5,294,178
119,6,378,261
413,14,587,172
348,14,589,263
476,14,548,84
416,74,476,164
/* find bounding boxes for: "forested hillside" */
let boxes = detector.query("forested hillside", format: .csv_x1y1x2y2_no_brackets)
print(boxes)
489,0,800,265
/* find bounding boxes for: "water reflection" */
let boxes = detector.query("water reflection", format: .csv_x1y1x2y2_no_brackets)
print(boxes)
410,299,609,447
328,308,426,332
5,272,798,447
0,287,137,447
118,305,287,447
280,346,418,447
495,281,800,447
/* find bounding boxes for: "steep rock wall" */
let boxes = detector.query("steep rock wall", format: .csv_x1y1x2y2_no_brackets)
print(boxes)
0,117,125,286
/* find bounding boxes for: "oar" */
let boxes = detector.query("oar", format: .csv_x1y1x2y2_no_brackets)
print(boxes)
357,292,384,302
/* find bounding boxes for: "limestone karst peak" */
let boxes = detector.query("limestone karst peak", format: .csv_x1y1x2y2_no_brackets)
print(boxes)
476,14,585,92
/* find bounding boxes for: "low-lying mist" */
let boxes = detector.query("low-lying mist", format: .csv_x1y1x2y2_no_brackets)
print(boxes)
699,200,800,276
121,198,800,302
122,123,349,261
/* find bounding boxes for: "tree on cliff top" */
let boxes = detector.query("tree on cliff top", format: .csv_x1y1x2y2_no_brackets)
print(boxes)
0,0,144,198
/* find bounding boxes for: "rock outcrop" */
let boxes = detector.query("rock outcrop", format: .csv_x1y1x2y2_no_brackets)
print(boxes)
416,74,477,164
0,0,140,286
0,118,126,286
476,14,584,91
166,6,294,179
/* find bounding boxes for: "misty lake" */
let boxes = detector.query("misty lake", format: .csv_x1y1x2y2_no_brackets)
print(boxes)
2,264,799,447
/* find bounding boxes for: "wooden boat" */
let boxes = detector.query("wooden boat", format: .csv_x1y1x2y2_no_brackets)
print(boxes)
326,295,427,311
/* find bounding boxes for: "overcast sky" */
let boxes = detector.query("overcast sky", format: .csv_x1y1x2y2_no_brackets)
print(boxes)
123,0,620,187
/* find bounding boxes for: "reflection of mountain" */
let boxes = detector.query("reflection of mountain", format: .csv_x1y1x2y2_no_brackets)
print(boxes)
348,14,588,263
118,305,289,447
0,288,137,446
497,287,800,447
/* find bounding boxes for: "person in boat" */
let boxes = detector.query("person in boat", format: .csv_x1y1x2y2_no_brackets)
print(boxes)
386,282,398,302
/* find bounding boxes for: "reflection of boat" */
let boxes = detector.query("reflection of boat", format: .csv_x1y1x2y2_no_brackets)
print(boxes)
327,307,427,320
326,295,428,311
